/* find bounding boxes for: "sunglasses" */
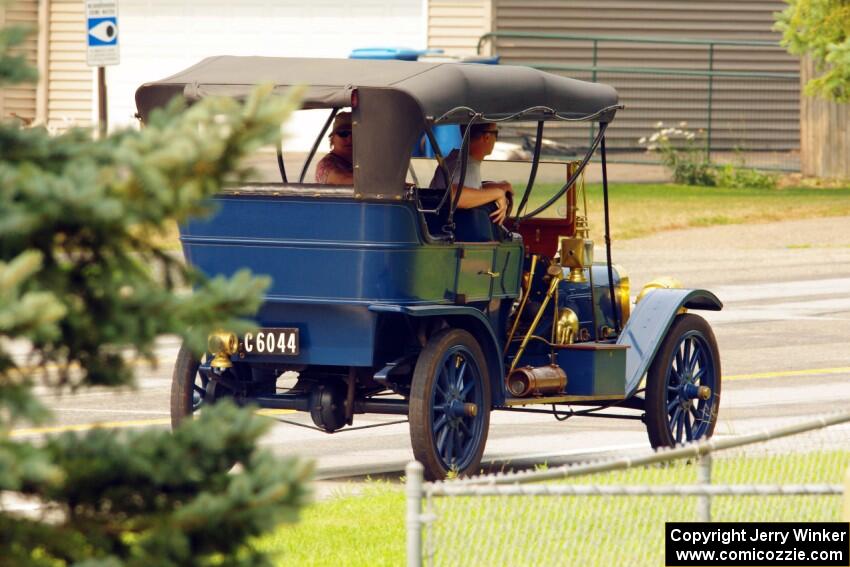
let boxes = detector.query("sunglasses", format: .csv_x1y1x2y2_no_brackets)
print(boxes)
483,129,499,139
334,129,352,138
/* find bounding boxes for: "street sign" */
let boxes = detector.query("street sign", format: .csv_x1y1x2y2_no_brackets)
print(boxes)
86,0,119,67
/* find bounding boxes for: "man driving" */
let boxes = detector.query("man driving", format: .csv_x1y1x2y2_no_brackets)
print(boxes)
428,123,514,224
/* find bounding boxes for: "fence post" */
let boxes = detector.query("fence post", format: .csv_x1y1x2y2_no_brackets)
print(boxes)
843,468,850,522
697,453,712,522
706,43,715,162
407,461,425,567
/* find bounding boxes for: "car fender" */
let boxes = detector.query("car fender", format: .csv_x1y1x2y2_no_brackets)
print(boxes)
369,304,506,405
617,288,722,397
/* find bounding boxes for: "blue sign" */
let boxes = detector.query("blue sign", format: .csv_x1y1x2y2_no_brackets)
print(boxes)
85,0,119,66
87,17,118,47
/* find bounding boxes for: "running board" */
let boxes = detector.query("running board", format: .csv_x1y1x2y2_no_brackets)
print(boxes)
500,393,645,409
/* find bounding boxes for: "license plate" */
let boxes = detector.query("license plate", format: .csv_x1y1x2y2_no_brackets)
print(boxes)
243,328,299,355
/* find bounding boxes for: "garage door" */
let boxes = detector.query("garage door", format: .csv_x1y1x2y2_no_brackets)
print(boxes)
108,0,427,141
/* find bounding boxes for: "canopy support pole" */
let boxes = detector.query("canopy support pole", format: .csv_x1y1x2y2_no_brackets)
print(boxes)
276,142,288,183
411,125,454,242
445,117,478,239
520,121,609,220
600,125,620,335
299,108,339,184
423,124,451,198
513,120,544,222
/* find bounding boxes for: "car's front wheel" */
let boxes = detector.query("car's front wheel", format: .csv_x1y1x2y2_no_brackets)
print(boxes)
645,313,721,448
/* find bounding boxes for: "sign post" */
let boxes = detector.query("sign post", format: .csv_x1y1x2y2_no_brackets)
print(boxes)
85,0,119,138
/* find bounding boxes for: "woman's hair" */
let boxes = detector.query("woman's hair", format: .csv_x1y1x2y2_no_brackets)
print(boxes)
328,111,353,142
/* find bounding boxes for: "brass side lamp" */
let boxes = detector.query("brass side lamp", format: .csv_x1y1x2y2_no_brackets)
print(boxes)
559,216,593,283
208,331,238,369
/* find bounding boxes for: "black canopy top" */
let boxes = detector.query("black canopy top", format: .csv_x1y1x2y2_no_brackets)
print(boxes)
135,56,620,124
135,56,621,198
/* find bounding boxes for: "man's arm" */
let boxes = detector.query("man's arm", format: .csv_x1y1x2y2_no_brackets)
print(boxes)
453,184,506,209
452,184,512,224
482,180,513,195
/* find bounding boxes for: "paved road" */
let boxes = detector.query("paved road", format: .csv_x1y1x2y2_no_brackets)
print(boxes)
14,216,850,486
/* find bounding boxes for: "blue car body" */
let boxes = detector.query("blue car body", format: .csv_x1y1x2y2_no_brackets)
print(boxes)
136,56,724,479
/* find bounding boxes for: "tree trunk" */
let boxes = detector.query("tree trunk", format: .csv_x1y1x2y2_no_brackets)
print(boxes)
800,56,850,178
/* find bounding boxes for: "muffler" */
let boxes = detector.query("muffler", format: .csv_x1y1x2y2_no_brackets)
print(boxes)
506,364,567,397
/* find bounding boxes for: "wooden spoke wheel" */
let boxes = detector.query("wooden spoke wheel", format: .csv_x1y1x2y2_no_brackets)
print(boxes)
409,329,491,481
645,314,721,448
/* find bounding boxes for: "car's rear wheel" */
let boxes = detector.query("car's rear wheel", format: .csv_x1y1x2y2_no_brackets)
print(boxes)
170,343,232,428
645,314,721,448
409,329,491,481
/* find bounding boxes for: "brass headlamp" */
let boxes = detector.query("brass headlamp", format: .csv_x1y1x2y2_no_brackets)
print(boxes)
208,331,238,369
554,308,580,345
635,276,683,304
613,264,631,325
635,276,687,316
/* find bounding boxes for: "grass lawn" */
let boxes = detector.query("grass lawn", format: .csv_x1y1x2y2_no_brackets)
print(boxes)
258,451,848,566
526,183,850,240
257,482,406,567
161,182,850,250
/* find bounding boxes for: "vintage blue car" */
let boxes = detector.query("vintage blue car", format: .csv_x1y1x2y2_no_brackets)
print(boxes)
136,57,722,480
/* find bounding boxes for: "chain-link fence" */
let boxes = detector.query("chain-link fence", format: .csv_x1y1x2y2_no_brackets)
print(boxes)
478,32,800,171
406,412,850,566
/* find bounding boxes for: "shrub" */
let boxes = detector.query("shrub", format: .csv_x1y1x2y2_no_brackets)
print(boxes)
639,122,716,186
714,162,779,190
639,123,779,189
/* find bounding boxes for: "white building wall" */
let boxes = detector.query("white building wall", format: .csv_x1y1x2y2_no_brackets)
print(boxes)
427,0,491,57
108,0,428,149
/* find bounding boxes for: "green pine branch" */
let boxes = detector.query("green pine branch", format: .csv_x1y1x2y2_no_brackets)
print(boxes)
1,20,312,566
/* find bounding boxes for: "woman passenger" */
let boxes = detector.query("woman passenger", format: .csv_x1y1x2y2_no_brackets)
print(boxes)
315,112,353,185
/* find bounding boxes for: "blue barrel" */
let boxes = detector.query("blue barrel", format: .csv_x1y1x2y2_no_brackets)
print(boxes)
349,47,440,61
418,125,462,159
460,55,501,65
